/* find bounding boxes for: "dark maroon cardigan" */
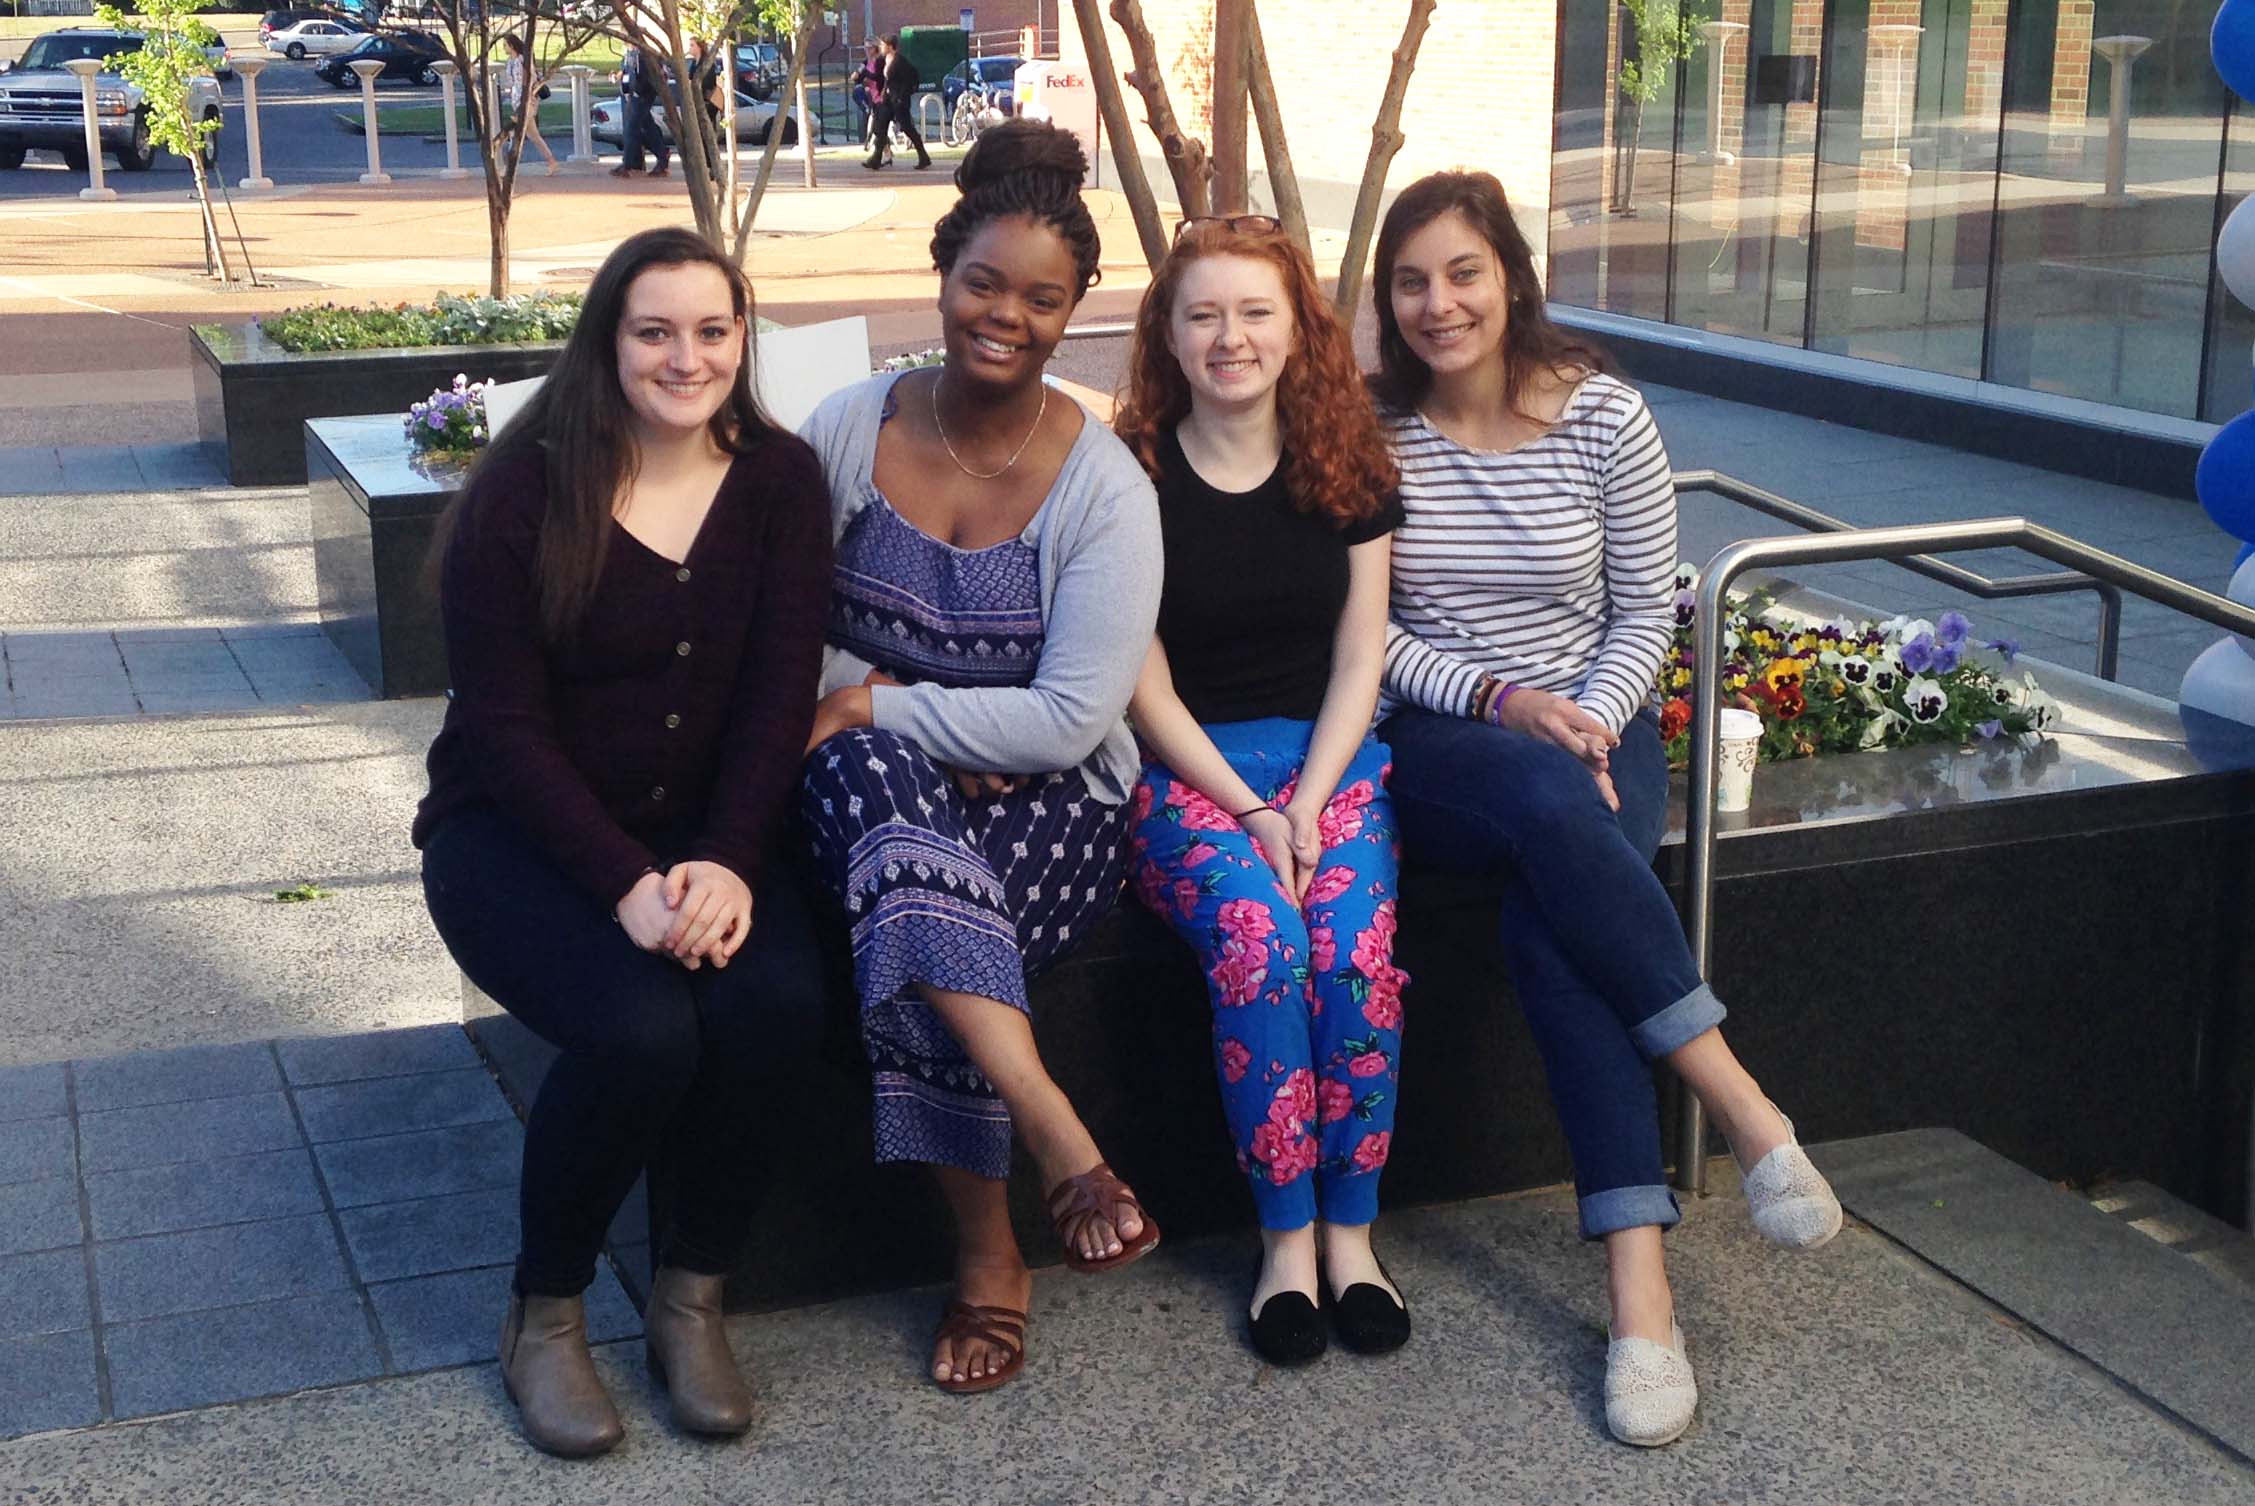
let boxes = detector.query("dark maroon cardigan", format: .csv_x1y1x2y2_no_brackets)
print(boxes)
411,434,832,905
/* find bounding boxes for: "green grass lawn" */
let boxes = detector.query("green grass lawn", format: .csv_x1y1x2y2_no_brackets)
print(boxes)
335,91,610,135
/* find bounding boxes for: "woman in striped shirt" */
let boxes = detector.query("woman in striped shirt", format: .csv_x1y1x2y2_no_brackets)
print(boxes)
1370,171,1841,1448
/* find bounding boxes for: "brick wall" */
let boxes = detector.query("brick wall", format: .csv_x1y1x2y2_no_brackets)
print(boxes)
2051,0,2093,154
1059,0,1559,263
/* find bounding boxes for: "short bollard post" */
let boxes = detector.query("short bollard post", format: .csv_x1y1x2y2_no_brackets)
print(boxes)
2092,34,2154,206
432,59,470,178
62,57,116,202
231,54,274,190
350,57,391,183
560,63,595,166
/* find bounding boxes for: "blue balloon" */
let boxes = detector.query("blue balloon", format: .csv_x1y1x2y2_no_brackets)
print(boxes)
2218,0,2255,101
2197,410,2255,541
2239,540,2255,570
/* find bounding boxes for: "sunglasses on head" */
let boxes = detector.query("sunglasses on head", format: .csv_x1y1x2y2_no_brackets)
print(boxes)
1173,214,1283,243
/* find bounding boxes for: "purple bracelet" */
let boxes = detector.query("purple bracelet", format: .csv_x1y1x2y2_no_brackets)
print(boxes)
1486,681,1521,725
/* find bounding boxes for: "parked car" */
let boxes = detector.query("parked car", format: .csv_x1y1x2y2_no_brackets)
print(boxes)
733,40,783,98
313,31,447,86
589,89,796,148
0,28,222,172
268,17,368,59
257,7,365,47
940,55,1020,116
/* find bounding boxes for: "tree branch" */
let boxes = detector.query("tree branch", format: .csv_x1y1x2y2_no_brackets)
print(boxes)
1068,0,1168,271
1332,0,1434,321
1107,0,1209,219
1244,3,1308,257
1210,0,1248,213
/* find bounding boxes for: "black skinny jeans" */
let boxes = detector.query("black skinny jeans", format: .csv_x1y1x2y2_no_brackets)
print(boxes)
422,805,826,1297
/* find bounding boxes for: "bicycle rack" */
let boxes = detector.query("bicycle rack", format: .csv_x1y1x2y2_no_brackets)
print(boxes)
1672,515,2255,1195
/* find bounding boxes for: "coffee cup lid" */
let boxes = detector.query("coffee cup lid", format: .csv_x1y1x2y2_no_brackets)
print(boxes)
1718,708,1765,739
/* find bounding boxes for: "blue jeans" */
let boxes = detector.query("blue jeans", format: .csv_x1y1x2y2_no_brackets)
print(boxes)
1378,707,1725,1239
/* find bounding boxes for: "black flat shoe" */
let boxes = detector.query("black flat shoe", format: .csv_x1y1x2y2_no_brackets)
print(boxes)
1247,1290,1326,1367
1329,1277,1411,1355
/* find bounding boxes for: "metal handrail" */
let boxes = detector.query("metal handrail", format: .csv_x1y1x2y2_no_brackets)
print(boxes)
1675,518,2255,1195
1675,470,2126,680
1059,322,1135,342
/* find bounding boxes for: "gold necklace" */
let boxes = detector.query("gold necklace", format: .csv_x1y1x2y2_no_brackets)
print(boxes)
931,371,1048,481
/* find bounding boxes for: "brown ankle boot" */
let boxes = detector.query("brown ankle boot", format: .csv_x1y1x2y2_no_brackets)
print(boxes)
499,1289,625,1458
644,1267,752,1436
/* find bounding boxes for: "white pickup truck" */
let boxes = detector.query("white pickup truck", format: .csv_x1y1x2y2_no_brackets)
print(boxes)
0,27,224,172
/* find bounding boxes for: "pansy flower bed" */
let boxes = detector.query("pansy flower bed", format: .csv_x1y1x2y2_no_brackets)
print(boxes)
403,373,490,460
1655,563,2058,768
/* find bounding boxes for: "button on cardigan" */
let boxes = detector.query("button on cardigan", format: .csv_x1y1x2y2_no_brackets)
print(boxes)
411,435,834,906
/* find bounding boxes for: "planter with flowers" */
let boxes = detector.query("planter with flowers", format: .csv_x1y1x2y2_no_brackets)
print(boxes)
1655,563,2057,772
402,374,492,474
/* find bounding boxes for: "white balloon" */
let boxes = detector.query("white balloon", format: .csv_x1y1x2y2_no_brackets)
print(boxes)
2222,194,2255,312
2180,637,2255,725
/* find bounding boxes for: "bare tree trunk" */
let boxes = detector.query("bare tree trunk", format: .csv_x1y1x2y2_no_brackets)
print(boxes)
1244,3,1308,257
730,13,815,263
1068,0,1166,270
1209,0,1248,213
1332,0,1434,321
488,192,510,299
1109,0,1209,218
188,153,233,282
796,33,814,188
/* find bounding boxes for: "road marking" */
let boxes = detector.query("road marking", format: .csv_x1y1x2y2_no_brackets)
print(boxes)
0,274,183,327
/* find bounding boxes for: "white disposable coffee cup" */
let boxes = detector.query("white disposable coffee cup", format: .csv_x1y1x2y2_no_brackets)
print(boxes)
1716,707,1763,813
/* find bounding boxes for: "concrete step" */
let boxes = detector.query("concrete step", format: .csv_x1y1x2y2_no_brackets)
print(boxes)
2089,1178,2255,1295
1812,1128,2255,1465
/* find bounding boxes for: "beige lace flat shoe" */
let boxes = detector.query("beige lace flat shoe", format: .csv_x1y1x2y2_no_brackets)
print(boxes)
1605,1320,1697,1447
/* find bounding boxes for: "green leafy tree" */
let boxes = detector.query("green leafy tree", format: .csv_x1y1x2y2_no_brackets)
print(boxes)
92,0,229,277
1610,0,1702,214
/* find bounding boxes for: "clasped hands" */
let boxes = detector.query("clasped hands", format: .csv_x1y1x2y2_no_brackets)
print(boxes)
1239,800,1326,905
615,861,752,970
805,671,1030,803
1495,685,1622,812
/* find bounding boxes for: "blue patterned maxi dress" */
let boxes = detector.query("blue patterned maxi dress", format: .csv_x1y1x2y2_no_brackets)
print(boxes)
799,490,1129,1178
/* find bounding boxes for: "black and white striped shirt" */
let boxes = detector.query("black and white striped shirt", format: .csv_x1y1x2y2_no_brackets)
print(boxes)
1381,373,1677,735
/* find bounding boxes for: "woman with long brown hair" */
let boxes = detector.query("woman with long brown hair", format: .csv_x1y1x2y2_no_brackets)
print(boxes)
1370,171,1840,1446
414,226,832,1457
1115,216,1409,1366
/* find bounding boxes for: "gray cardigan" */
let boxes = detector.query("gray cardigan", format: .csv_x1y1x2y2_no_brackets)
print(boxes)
798,371,1162,805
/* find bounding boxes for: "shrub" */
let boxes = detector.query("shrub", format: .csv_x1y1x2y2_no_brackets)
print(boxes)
258,291,584,353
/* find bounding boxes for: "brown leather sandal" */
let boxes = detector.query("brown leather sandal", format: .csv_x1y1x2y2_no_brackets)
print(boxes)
1047,1161,1162,1273
931,1300,1028,1394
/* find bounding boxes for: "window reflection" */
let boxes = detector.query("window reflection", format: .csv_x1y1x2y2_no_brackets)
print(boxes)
1546,0,2241,421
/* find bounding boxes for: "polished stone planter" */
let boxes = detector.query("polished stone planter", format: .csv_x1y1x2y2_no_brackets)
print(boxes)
192,322,562,487
306,415,460,700
463,649,2255,1312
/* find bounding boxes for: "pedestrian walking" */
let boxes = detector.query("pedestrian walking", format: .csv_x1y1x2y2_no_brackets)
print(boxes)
500,34,560,177
612,41,670,178
862,33,927,172
852,39,883,149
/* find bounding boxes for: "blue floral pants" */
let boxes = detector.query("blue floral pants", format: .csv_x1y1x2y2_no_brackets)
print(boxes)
1128,719,1405,1231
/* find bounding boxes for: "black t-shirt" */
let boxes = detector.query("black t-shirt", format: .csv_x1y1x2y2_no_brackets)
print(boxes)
1153,430,1401,724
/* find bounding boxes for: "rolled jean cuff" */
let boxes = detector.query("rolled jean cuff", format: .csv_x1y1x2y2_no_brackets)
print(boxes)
1578,1184,1682,1241
1629,981,1727,1059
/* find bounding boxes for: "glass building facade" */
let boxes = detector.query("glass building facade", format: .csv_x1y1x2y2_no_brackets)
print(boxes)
1549,0,2254,423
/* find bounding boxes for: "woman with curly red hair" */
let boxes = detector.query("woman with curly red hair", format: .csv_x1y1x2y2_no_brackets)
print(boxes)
1116,216,1409,1367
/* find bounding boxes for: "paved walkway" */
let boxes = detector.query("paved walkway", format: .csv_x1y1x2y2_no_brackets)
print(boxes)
0,1027,636,1436
1,1077,2249,1503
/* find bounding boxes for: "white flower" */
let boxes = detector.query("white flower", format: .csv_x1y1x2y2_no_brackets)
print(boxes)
1903,675,1948,723
1723,627,1742,655
2016,672,2057,729
1880,616,1934,646
1672,561,1699,593
1831,652,1873,687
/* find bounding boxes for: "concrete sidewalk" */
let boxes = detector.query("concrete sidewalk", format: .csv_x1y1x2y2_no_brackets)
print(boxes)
3,1122,2249,1505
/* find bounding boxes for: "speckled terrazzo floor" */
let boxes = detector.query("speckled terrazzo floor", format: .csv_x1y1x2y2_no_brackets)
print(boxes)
3,1157,2248,1506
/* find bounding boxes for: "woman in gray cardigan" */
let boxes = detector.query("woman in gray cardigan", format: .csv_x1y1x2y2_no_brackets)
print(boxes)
795,122,1162,1396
